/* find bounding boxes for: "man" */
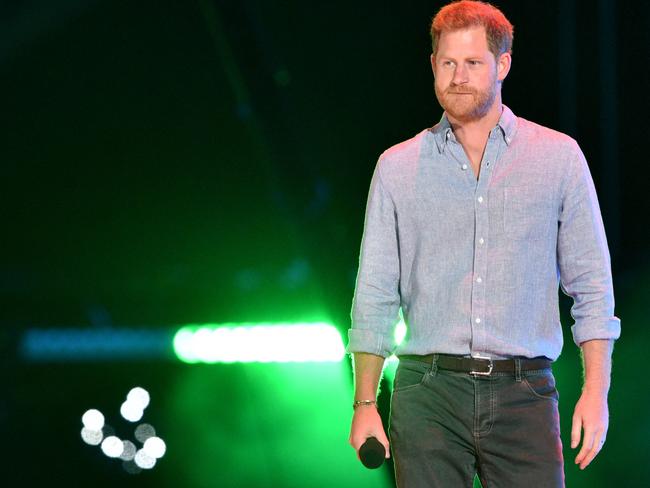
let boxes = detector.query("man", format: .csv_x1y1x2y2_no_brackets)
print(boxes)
347,1,620,486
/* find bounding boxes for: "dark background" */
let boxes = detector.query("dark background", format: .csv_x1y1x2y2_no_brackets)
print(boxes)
2,1,648,486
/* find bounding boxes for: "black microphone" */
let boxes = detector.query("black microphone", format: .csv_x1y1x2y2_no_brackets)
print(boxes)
359,437,386,469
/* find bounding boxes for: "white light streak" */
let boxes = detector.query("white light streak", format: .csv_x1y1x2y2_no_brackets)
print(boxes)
173,323,345,363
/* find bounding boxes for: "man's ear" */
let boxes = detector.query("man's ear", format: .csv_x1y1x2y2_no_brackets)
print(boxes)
496,52,511,81
430,53,436,78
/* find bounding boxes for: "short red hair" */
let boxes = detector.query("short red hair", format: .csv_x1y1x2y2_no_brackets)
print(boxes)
431,1,514,58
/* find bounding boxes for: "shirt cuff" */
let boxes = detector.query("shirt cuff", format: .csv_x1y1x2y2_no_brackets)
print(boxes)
571,317,621,346
346,328,395,358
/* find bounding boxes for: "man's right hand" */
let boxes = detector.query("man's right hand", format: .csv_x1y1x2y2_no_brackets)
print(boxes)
349,404,390,459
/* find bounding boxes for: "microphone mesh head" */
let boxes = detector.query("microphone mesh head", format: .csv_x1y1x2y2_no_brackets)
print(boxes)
359,437,385,469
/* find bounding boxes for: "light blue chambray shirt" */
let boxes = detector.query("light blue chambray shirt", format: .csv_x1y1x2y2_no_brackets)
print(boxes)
347,105,621,361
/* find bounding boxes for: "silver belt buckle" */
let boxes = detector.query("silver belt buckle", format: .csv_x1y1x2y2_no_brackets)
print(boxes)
470,354,493,376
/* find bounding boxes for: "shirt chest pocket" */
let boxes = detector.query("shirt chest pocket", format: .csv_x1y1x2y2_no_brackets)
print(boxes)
503,186,557,241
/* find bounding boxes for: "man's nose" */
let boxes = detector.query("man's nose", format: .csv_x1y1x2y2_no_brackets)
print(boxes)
452,64,469,85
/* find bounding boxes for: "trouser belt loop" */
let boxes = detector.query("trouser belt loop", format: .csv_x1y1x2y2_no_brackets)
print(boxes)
515,358,522,382
431,353,439,374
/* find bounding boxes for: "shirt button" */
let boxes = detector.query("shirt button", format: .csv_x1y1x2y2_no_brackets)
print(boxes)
475,318,481,324
476,277,482,283
479,237,484,244
477,196,484,203
461,164,468,170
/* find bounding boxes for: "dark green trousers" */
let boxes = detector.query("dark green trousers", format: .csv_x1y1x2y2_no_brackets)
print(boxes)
389,357,564,487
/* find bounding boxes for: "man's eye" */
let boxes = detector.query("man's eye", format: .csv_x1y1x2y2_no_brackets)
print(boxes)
468,60,481,66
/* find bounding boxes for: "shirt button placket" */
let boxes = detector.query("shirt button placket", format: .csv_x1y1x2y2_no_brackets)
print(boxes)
471,191,486,352
470,142,498,355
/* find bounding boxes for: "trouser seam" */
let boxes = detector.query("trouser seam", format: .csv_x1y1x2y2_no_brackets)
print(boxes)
476,441,492,488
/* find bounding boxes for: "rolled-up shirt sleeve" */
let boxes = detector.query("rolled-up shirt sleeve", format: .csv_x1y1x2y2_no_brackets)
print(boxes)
557,142,621,346
347,160,401,358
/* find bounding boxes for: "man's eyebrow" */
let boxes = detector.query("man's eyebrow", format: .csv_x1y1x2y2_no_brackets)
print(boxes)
437,54,486,61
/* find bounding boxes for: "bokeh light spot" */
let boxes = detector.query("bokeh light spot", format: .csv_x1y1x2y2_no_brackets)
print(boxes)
120,440,137,461
127,387,150,410
102,424,115,438
81,428,103,446
143,437,166,459
120,401,144,422
122,460,142,475
82,409,105,431
101,436,124,458
134,449,156,469
134,423,156,443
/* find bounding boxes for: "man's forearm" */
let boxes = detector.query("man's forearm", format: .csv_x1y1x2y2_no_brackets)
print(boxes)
352,352,386,401
571,338,614,468
581,339,614,395
349,352,390,456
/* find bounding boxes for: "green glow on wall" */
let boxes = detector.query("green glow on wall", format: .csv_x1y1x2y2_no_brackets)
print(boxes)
173,322,346,363
161,361,393,487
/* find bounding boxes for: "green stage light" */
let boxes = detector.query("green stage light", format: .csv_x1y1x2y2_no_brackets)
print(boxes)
173,322,345,363
383,317,408,387
395,317,407,345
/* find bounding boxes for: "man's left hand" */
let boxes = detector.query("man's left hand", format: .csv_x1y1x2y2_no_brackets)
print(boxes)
571,388,609,470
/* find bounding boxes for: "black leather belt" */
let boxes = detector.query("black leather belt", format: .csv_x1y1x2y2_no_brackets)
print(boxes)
398,354,552,376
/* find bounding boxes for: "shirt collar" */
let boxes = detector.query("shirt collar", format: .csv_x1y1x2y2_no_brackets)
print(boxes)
431,104,518,153
498,104,517,145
